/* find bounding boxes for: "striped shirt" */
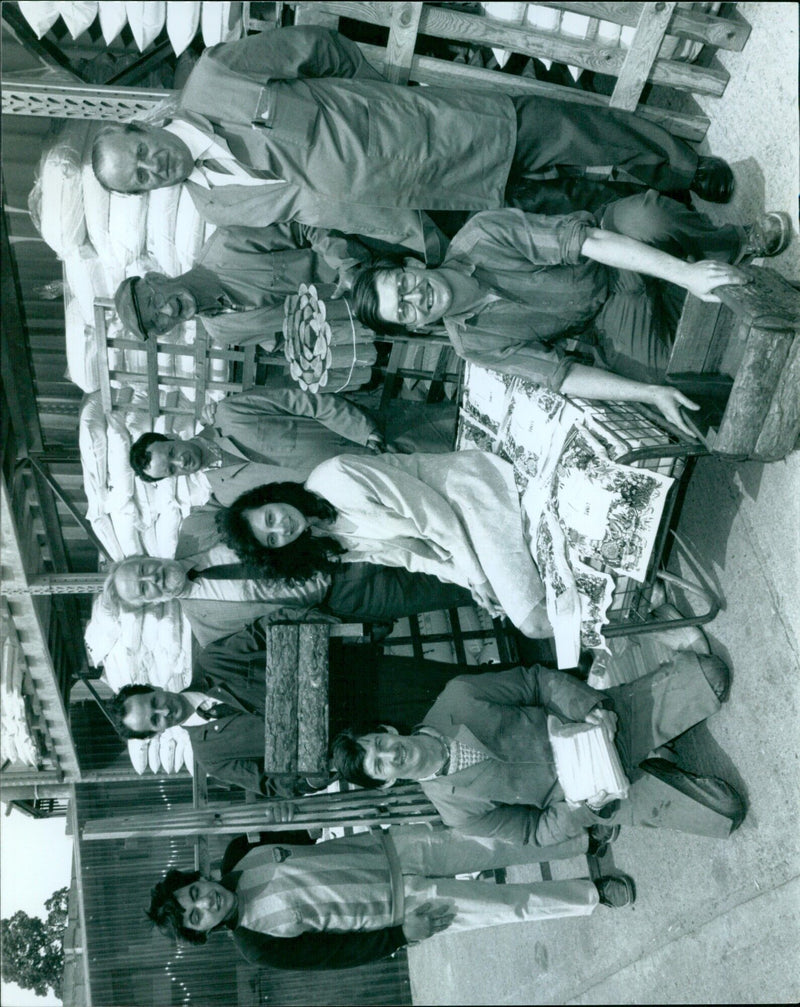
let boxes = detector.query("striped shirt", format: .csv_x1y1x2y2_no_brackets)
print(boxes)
235,832,404,937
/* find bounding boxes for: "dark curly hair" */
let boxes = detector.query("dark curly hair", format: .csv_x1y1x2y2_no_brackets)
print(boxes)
129,432,170,482
147,868,208,945
331,724,393,790
215,482,345,583
109,683,156,740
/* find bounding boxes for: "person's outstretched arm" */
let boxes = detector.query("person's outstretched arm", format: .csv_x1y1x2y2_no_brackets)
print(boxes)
559,363,700,437
580,227,745,300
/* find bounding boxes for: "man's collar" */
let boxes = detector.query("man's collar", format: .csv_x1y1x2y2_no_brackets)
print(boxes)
412,726,451,780
178,264,230,315
179,690,214,727
164,119,214,162
218,871,241,931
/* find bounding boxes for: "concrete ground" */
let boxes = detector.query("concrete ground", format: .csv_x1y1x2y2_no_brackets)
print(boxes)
408,5,799,1003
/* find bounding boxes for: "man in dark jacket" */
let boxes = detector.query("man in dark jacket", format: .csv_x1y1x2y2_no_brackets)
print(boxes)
333,656,745,847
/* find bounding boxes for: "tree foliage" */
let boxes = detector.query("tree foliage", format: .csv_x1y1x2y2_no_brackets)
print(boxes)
1,885,69,998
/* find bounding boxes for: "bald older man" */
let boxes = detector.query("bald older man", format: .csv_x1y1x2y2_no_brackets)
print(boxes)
91,26,734,252
104,551,473,649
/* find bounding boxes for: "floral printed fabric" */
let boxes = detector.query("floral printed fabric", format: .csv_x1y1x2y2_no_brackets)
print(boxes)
457,364,672,666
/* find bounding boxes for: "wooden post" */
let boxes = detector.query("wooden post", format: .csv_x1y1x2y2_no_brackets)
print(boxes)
264,624,329,781
384,3,423,85
713,326,794,457
610,2,677,111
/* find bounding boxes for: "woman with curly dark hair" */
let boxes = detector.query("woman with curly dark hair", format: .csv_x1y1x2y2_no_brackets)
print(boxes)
216,481,345,584
216,450,553,638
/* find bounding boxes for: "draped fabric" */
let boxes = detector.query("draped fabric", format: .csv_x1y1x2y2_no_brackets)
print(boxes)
306,451,545,630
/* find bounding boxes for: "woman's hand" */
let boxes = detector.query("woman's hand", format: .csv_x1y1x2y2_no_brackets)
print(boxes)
646,386,701,438
470,579,504,617
402,901,455,943
683,260,747,302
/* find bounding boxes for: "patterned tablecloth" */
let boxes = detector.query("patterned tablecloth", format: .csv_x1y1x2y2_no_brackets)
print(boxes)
456,364,674,667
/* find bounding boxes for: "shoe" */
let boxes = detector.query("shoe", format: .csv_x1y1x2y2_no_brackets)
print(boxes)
594,798,620,820
640,758,747,832
587,824,621,858
737,211,792,261
595,874,636,908
699,655,731,703
690,155,735,203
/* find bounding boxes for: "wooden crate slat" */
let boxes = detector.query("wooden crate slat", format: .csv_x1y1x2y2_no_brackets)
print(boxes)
92,304,115,413
667,296,725,376
540,2,750,50
192,327,210,421
713,267,800,332
145,336,160,421
610,2,676,111
241,344,257,390
384,2,423,86
752,335,800,460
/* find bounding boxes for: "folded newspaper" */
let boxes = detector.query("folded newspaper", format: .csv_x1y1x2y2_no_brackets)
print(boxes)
547,715,630,805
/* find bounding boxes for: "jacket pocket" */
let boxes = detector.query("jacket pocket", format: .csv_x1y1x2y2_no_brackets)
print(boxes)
366,97,431,163
256,81,319,148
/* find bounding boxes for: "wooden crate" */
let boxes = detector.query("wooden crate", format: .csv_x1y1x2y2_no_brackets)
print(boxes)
289,1,751,142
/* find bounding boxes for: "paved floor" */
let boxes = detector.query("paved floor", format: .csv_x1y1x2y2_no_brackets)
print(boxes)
408,5,799,1003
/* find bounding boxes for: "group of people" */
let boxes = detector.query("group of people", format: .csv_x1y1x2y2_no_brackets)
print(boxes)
94,24,775,970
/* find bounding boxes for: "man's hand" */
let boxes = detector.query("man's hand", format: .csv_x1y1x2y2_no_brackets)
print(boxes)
584,707,618,745
263,801,297,824
366,433,385,454
402,901,455,943
470,579,504,618
683,260,747,302
646,385,701,438
585,790,617,812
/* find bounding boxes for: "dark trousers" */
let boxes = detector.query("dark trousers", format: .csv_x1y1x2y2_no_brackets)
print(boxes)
603,652,742,837
322,562,473,623
510,95,699,191
591,190,745,383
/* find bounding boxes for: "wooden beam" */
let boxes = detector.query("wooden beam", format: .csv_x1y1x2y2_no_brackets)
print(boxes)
714,326,794,457
384,3,423,86
81,784,441,839
753,336,800,461
27,458,113,561
610,3,676,111
538,3,751,51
